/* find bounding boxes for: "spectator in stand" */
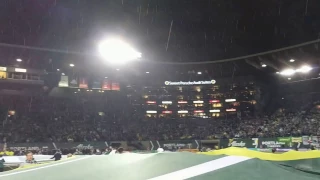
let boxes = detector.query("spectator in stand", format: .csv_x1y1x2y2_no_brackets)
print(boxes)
0,155,5,172
25,152,37,164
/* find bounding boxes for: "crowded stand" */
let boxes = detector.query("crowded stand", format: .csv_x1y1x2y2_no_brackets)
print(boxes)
0,93,319,146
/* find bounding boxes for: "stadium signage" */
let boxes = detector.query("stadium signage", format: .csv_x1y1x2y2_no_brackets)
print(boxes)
164,80,216,86
146,101,156,104
15,68,27,73
162,101,172,104
291,137,302,143
261,141,286,148
226,138,259,148
209,109,220,112
229,141,246,147
0,67,7,71
8,146,42,151
75,144,93,150
178,101,188,104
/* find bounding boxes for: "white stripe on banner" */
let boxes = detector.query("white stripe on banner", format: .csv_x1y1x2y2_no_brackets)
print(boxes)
148,156,251,180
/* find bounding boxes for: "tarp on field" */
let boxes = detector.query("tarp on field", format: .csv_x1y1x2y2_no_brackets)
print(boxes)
0,148,319,180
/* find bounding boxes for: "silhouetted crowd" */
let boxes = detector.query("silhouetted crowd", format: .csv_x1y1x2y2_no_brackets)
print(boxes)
0,94,319,143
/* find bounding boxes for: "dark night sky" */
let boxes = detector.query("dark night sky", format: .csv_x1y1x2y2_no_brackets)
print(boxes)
0,0,319,66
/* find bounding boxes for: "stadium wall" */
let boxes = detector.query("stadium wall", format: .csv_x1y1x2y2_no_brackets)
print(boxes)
2,136,318,153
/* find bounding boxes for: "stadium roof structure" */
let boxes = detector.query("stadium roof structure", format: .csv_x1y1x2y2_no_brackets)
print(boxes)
1,148,320,180
0,0,320,83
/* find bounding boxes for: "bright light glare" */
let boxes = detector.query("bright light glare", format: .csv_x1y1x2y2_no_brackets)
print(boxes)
98,38,142,64
70,64,75,67
280,69,295,76
289,59,295,62
16,58,22,62
296,65,312,73
261,64,267,67
197,72,202,74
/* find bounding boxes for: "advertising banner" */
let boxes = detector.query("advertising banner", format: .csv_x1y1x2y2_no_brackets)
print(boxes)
111,82,120,91
69,76,79,88
260,138,288,148
151,140,199,151
55,142,108,150
79,78,88,89
102,80,111,90
302,135,320,148
220,138,259,148
92,79,102,89
164,80,216,86
58,76,69,87
0,71,7,79
6,143,55,151
291,137,302,143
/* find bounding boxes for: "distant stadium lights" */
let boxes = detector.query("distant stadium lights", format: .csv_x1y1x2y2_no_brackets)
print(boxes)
276,71,279,74
162,101,172,104
69,64,75,67
98,38,142,64
296,65,312,73
225,99,236,102
146,72,150,74
61,73,65,75
16,58,22,62
279,69,295,76
288,77,291,80
57,69,60,71
197,72,202,75
261,63,267,67
289,59,295,62
279,65,312,76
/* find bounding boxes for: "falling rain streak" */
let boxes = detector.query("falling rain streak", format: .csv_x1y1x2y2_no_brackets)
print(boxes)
0,0,318,65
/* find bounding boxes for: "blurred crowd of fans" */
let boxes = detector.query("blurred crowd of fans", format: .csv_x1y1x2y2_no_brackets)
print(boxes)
0,94,319,144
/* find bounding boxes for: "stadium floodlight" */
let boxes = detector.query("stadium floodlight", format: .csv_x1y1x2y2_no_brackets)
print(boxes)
98,38,142,64
197,72,202,75
69,64,75,67
146,72,150,74
296,65,312,73
261,64,267,67
279,69,295,76
289,59,295,62
16,58,22,62
57,69,60,71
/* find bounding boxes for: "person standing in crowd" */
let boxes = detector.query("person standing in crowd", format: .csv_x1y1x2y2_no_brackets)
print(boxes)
51,150,62,161
0,155,5,172
25,152,37,164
